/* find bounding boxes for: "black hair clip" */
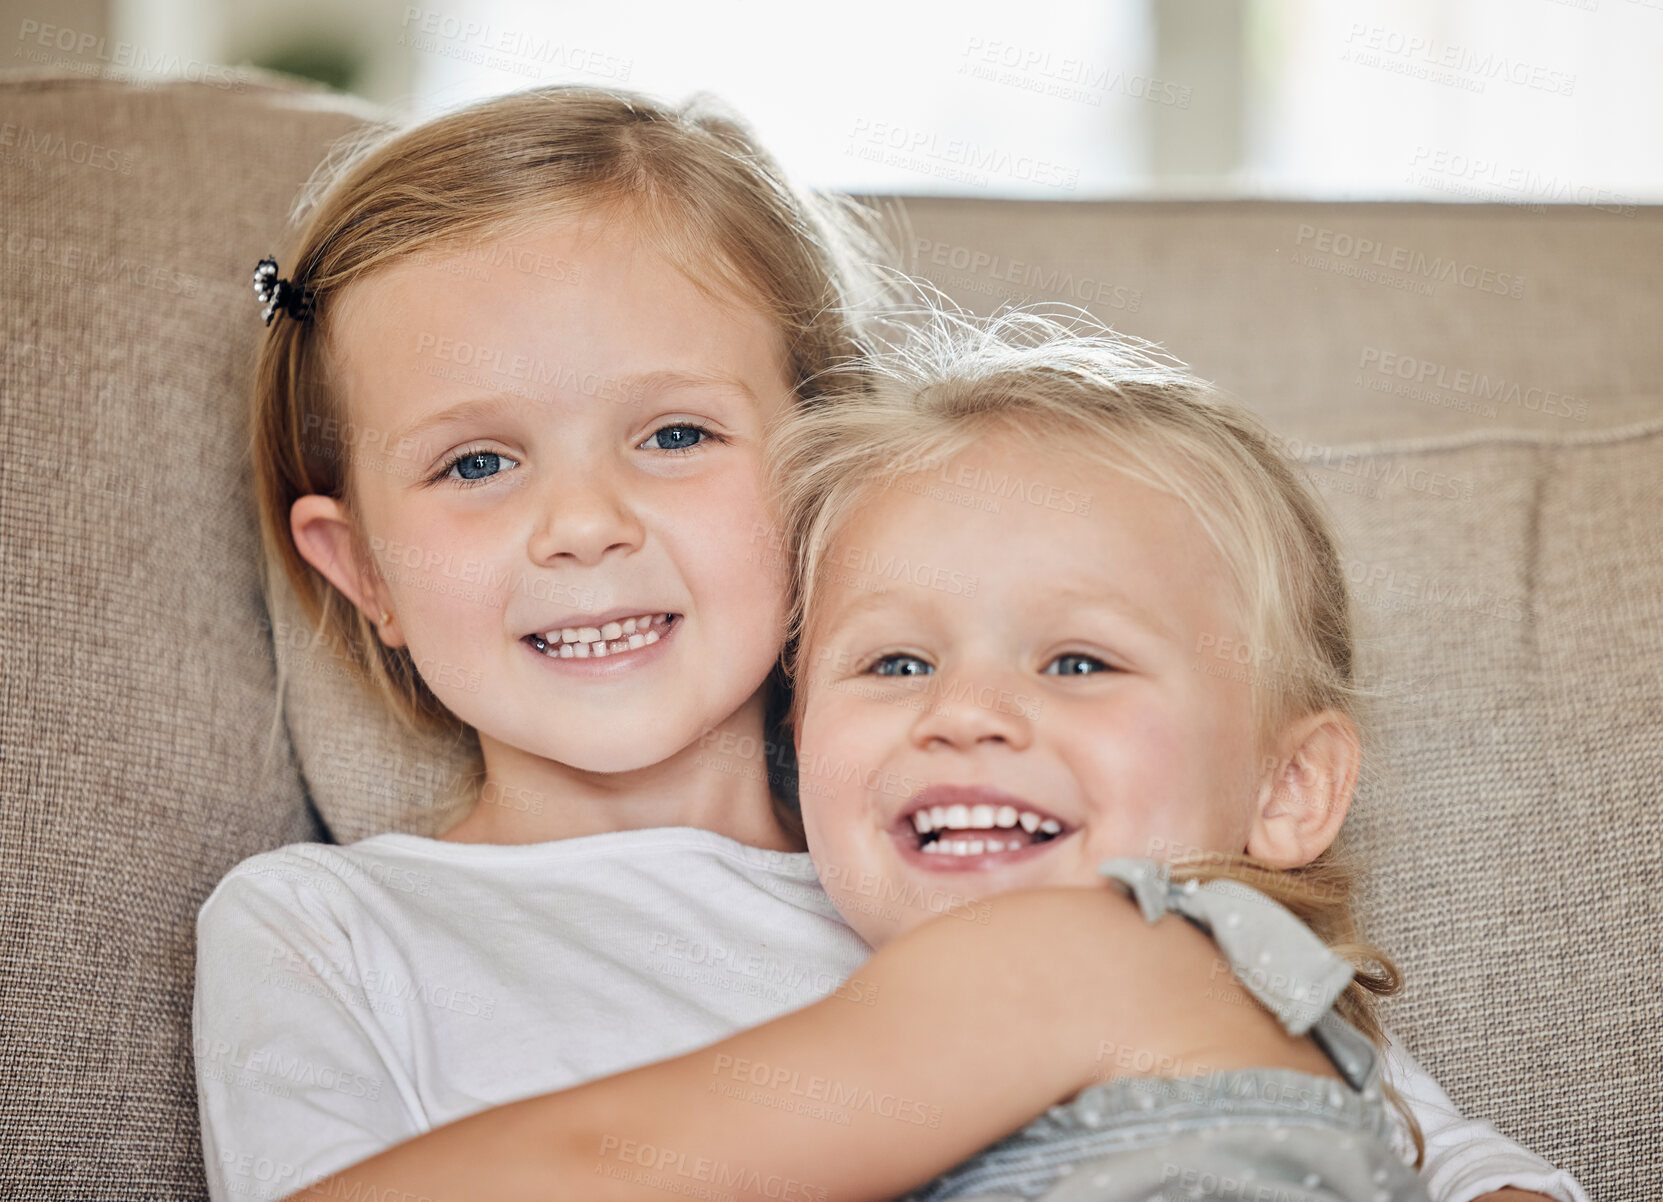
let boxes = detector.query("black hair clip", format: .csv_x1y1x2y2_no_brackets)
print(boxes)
253,256,315,326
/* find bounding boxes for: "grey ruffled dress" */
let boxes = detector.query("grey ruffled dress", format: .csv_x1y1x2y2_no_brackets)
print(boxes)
900,858,1431,1202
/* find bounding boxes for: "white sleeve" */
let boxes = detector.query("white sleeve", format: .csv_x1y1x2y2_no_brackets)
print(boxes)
192,864,427,1201
1379,1029,1589,1202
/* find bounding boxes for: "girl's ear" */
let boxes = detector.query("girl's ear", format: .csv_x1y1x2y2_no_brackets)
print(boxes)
290,494,403,646
1245,709,1360,868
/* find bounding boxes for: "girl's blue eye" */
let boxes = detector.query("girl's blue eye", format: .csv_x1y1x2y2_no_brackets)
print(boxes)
1046,653,1110,676
437,449,519,486
456,451,505,480
867,654,933,677
647,424,715,453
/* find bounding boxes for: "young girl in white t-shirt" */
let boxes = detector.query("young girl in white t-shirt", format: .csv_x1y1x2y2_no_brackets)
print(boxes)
192,84,1583,1202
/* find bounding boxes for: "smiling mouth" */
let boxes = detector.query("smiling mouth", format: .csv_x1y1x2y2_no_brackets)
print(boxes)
898,798,1074,858
525,612,679,659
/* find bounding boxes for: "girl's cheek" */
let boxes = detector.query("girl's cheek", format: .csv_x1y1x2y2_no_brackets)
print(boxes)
1068,703,1195,826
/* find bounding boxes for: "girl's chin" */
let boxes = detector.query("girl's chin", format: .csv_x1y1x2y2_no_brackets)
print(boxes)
482,726,687,777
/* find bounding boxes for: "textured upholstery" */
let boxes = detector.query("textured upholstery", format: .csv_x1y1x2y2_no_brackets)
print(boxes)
1,72,1656,1199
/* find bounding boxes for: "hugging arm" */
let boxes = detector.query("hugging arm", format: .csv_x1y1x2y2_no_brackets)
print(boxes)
279,887,1266,1202
1380,1040,1589,1202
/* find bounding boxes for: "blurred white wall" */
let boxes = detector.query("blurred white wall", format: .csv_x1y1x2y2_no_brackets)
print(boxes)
4,0,1657,203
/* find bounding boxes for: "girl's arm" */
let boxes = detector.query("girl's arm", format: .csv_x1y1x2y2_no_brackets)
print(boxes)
1379,1038,1590,1202
280,884,1316,1202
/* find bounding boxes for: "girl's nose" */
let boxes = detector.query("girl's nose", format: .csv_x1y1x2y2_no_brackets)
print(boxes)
909,667,1036,753
526,471,645,566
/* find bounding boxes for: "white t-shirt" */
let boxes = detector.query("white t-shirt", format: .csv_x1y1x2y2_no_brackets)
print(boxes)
191,827,1588,1202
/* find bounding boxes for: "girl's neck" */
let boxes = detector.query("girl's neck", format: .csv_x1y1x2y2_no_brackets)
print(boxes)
436,692,805,852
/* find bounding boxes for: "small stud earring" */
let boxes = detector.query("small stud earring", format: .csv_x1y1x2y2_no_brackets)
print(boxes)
379,611,392,626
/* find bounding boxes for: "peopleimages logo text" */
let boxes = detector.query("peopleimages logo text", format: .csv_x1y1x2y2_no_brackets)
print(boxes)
1295,225,1525,298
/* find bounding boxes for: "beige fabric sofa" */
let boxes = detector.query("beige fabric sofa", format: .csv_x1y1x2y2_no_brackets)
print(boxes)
1,72,1657,1199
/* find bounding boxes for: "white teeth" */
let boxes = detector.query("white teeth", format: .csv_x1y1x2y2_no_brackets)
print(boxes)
535,614,669,658
914,805,1058,835
910,802,1068,858
920,833,1048,858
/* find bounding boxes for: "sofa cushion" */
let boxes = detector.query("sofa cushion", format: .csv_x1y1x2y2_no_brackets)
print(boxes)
1302,422,1663,1195
0,72,371,1198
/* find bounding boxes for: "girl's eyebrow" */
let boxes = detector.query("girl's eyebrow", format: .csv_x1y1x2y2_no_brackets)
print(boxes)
398,393,519,444
818,581,1175,644
628,369,760,403
817,585,907,636
396,371,761,444
1046,583,1176,642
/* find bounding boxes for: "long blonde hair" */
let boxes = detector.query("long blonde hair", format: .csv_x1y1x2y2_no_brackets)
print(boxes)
766,306,1424,1163
252,85,892,828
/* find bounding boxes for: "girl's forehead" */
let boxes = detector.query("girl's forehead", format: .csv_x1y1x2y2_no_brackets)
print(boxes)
325,225,792,412
799,432,1250,649
830,445,1205,577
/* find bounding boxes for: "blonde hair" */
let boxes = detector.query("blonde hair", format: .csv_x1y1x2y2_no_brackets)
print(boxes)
765,306,1422,1163
773,308,1355,739
252,85,892,827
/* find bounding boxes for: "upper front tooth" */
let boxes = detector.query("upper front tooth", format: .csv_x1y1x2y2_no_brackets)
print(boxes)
912,810,933,833
944,804,969,828
968,804,994,827
1018,811,1041,832
929,806,947,827
996,806,1018,827
548,615,665,643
